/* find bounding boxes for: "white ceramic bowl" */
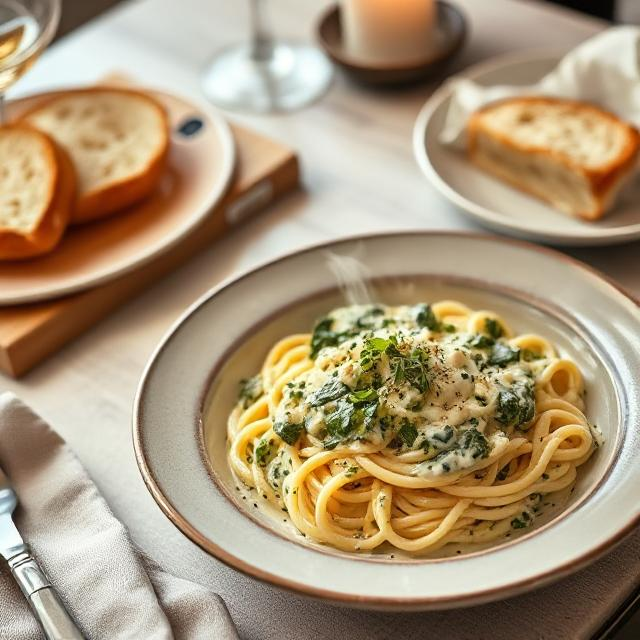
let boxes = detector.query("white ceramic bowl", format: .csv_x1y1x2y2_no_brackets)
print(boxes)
134,232,640,610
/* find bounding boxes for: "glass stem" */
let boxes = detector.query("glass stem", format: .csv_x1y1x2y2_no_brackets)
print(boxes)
249,0,274,62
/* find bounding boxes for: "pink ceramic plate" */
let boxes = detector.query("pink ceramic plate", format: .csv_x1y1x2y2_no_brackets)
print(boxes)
0,87,235,305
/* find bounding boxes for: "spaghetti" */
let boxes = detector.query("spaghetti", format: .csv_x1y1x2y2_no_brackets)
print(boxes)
227,301,598,554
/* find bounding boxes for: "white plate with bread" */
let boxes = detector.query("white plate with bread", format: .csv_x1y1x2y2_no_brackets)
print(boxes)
413,51,640,246
0,85,235,305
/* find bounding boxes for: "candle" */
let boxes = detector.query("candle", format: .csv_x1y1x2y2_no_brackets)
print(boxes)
341,0,436,66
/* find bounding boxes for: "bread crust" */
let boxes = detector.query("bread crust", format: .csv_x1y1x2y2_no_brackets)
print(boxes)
0,126,75,261
468,96,640,220
19,87,170,224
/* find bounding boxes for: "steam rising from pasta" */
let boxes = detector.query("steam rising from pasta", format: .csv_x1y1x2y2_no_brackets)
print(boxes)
325,250,374,306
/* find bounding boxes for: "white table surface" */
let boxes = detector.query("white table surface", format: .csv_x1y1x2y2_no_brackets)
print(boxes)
6,1,640,638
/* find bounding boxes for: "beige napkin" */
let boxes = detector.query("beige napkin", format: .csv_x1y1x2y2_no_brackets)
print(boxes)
440,26,640,149
0,392,239,640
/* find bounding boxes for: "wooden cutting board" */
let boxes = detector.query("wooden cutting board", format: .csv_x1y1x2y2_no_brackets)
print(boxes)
0,122,299,377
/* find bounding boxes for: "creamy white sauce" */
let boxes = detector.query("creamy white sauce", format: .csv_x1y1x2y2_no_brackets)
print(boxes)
276,304,542,471
416,432,509,478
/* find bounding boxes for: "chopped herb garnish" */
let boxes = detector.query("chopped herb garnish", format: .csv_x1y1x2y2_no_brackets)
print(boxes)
359,335,431,393
360,335,395,372
348,388,378,403
390,346,430,392
511,511,532,529
255,438,275,466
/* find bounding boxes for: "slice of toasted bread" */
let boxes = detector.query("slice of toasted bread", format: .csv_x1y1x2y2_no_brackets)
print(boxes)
467,97,640,220
0,125,74,261
21,87,169,224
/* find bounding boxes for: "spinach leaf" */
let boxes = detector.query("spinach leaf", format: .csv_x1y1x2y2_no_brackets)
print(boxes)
309,379,349,407
496,464,510,481
310,317,342,358
323,437,342,450
351,401,378,435
495,381,535,428
238,374,263,409
484,318,504,339
467,334,495,349
429,427,490,472
325,399,355,438
414,303,439,331
489,342,520,367
355,306,384,329
323,395,378,450
458,427,490,459
431,424,455,444
398,420,418,447
310,307,386,359
273,421,304,445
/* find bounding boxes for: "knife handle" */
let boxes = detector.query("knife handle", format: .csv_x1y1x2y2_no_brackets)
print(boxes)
9,550,84,640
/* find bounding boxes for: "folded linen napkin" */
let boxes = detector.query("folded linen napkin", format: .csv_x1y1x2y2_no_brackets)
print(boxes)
0,392,239,640
440,26,640,149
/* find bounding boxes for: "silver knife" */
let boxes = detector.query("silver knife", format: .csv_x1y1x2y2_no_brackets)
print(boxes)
0,465,84,640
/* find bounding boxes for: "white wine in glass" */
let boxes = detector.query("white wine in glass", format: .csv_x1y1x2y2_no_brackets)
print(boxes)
0,0,60,122
201,0,333,113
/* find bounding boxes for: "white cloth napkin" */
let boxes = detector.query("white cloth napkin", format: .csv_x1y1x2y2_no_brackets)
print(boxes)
440,26,640,149
0,392,239,640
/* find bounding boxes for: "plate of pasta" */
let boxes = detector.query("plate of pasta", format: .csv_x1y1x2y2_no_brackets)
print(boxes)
134,232,640,609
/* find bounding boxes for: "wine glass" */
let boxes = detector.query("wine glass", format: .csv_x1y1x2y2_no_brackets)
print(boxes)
201,0,333,113
0,0,60,123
